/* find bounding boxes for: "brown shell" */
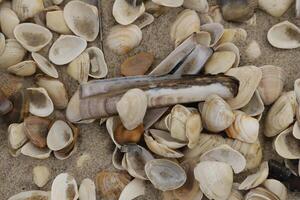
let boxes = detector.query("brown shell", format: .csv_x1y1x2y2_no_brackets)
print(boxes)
114,123,144,145
121,52,154,76
56,121,79,154
0,89,13,115
5,90,29,124
0,73,23,98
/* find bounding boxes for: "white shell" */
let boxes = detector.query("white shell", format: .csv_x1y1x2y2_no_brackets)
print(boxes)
79,178,96,200
186,110,202,149
119,178,145,200
0,7,20,38
51,173,79,200
218,28,247,44
149,129,187,149
8,190,50,200
263,179,287,200
32,52,58,78
33,165,51,188
12,0,44,21
170,104,191,141
67,52,90,83
52,0,64,5
112,147,124,170
21,142,51,159
85,47,108,79
64,1,99,41
258,0,294,17
214,42,240,69
46,10,72,34
241,90,265,117
293,121,300,140
153,114,171,131
245,40,261,61
7,60,37,76
204,50,236,74
8,123,27,150
0,39,26,69
267,21,300,49
49,35,87,65
27,87,54,117
106,116,122,148
201,23,224,47
195,31,211,46
183,0,208,13
152,0,184,7
294,78,300,103
113,0,145,25
245,187,280,200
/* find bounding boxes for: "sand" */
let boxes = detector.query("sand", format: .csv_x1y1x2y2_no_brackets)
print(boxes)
1,0,300,199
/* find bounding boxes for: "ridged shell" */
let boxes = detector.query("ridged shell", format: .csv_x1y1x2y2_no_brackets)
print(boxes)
119,178,145,200
113,0,145,25
245,187,280,200
263,179,287,200
195,31,211,46
51,173,79,200
67,52,90,83
85,47,108,79
186,110,202,149
12,0,44,21
0,7,20,38
32,52,58,78
170,104,191,141
7,60,37,76
0,39,26,69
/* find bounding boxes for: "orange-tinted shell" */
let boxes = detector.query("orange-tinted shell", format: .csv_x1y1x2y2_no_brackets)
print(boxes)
114,123,144,145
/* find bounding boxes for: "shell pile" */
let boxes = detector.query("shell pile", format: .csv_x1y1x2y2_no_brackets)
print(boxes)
3,0,300,200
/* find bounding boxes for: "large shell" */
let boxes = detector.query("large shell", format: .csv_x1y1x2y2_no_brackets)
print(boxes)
263,179,287,200
200,94,234,132
152,0,183,7
79,178,96,200
170,9,201,47
145,159,187,191
51,173,79,200
194,161,233,200
12,0,44,21
49,35,87,65
0,39,26,69
85,47,108,79
0,7,20,38
46,10,72,34
183,0,208,13
245,187,280,200
170,104,191,141
113,0,145,25
149,129,187,149
64,1,99,41
267,21,300,49
7,60,37,77
119,178,145,200
264,91,296,137
8,191,50,200
225,66,262,109
20,142,51,159
8,123,27,150
67,52,90,83
27,87,54,117
32,52,58,78
106,24,142,55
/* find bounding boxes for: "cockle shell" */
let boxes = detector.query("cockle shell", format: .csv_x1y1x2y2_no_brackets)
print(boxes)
214,42,240,68
79,178,96,200
7,60,37,77
64,1,99,41
106,24,142,55
85,47,108,79
204,50,236,74
21,142,51,159
170,9,201,47
170,104,191,141
27,87,54,117
46,10,72,34
113,0,145,25
258,0,294,17
8,123,27,150
0,7,20,38
241,90,265,117
119,178,145,200
0,39,26,69
194,161,233,200
201,23,224,47
245,187,280,200
8,191,50,200
149,129,187,149
152,0,184,7
32,52,58,78
267,21,300,49
183,0,208,13
12,0,44,21
67,52,90,83
186,110,202,149
263,179,287,200
33,165,51,188
51,173,79,200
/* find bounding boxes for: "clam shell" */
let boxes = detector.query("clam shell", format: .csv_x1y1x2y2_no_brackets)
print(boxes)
0,89,13,115
0,7,20,38
293,121,300,140
79,178,96,200
294,78,300,103
227,187,244,200
263,179,287,200
47,120,73,151
185,111,202,149
119,178,145,200
8,123,27,150
134,12,154,29
201,23,224,47
183,0,208,13
245,187,280,200
7,60,37,76
54,143,77,160
153,114,171,131
258,0,294,17
0,39,26,69
8,190,50,200
32,52,58,78
113,0,145,25
265,91,296,137
33,165,51,188
149,129,187,149
194,161,233,200
21,142,51,159
195,31,211,46
121,51,154,76
170,104,191,141
199,144,246,174
46,10,72,34
64,1,99,41
145,159,187,191
12,0,44,21
106,24,142,55
214,42,240,68
14,23,52,52
204,50,236,74
152,0,184,7
49,35,87,65
51,173,79,200
85,47,108,79
112,147,124,170
0,33,5,55
67,52,90,83
258,65,285,105
170,9,201,47
218,28,247,44
226,66,262,109
241,90,265,117
145,0,167,17
27,87,54,117
267,21,300,49
239,161,269,190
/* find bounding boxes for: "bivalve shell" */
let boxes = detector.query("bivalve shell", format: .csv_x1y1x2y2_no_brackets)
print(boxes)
204,50,236,74
0,8,20,38
27,87,54,117
0,89,13,116
0,39,26,69
79,178,96,200
85,47,108,79
152,0,184,7
7,60,37,77
263,179,287,200
67,52,90,83
258,0,294,17
149,129,187,149
33,165,51,188
46,10,72,34
32,52,58,78
0,33,5,55
183,0,208,13
12,0,44,21
241,90,265,117
8,190,50,200
8,123,27,150
201,23,224,47
51,173,79,200
134,12,154,29
113,0,145,25
119,178,145,200
170,104,191,141
21,142,51,159
245,187,280,200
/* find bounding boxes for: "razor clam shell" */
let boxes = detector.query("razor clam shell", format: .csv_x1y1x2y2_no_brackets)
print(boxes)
200,23,224,47
113,0,145,25
119,178,145,200
241,90,265,117
8,190,50,200
195,31,211,46
21,142,52,159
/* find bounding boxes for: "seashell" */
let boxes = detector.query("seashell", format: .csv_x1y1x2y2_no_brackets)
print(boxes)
258,65,285,105
200,94,234,132
239,161,269,190
293,121,300,140
294,78,300,103
258,0,294,17
47,120,73,151
245,187,280,200
149,129,187,149
267,21,300,49
33,165,51,188
152,0,183,7
35,76,68,109
218,28,248,44
106,24,142,55
49,35,87,65
199,13,214,24
194,31,211,46
241,90,264,117
245,40,261,61
32,52,58,78
0,39,26,69
186,110,202,149
218,0,258,22
121,52,154,76
0,33,5,55
112,147,124,170
8,190,50,200
265,91,296,137
46,10,72,34
113,0,145,25
0,8,20,38
263,179,287,200
0,89,13,115
7,60,37,77
226,111,259,143
170,9,201,47
67,52,90,83
145,1,167,17
64,1,99,41
14,23,52,52
52,0,64,5
24,116,50,148
21,142,51,159
194,161,233,200
85,47,108,79
214,42,240,68
12,0,44,21
284,159,299,176
134,12,154,29
27,87,54,117
125,0,144,6
95,171,131,200
0,73,23,98
117,88,147,130
153,114,171,131
79,178,96,200
51,173,79,200
226,66,262,109
228,187,244,200
183,0,208,13
169,104,191,141
204,50,236,75
8,123,27,150
119,178,145,200
199,144,246,174
209,5,223,23
201,23,224,47
145,159,187,191
32,5,61,27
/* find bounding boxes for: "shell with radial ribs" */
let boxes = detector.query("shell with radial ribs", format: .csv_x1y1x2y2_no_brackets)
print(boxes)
67,52,90,83
169,104,191,141
12,0,44,21
0,39,26,69
0,7,20,38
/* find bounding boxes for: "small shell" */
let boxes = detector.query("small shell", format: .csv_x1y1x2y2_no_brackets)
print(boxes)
199,144,246,174
0,7,20,38
8,191,50,200
204,51,236,74
32,52,58,78
21,142,51,159
195,31,211,46
106,24,142,55
241,90,265,117
67,52,90,83
170,9,201,47
218,28,247,44
113,0,145,25
145,159,187,191
245,40,261,61
49,35,87,65
194,161,233,200
265,91,296,137
294,78,300,103
51,173,79,200
64,1,99,41
263,179,287,200
79,178,96,200
27,87,54,117
149,129,187,149
7,60,37,76
85,47,108,79
152,0,183,7
239,161,269,190
119,178,145,200
170,104,191,141
186,111,202,149
0,39,27,69
0,33,5,55
12,0,44,21
200,23,224,47
0,89,13,115
153,114,171,131
267,21,300,49
245,187,280,200
134,12,154,29
145,1,167,17
8,123,27,150
183,0,208,13
214,42,240,68
258,65,285,105
33,165,51,188
47,120,73,151
46,10,72,34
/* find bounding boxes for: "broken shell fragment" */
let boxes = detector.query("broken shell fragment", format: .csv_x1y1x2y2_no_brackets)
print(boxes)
12,0,44,21
245,40,261,61
64,0,99,41
46,10,72,34
297,0,300,18
67,52,90,83
183,0,208,13
21,142,51,159
113,0,145,25
27,87,54,117
0,89,13,115
8,190,50,200
51,173,79,200
85,47,108,79
293,121,300,140
7,60,37,77
152,0,184,7
267,21,300,49
33,165,51,188
32,52,58,78
47,120,73,151
153,114,171,131
149,129,187,149
134,12,154,29
79,178,96,200
258,0,294,17
8,123,27,150
119,178,145,200
245,187,280,200
263,179,287,200
0,7,20,38
121,52,154,76
0,39,27,69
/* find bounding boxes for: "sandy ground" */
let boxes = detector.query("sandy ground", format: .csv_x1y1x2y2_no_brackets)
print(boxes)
1,0,300,199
